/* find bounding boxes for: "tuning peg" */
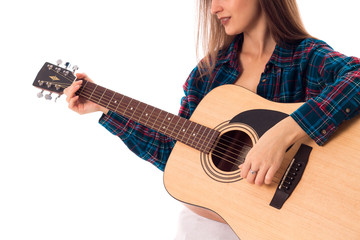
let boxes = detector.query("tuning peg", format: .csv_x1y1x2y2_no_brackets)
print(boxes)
55,84,61,91
55,94,62,102
38,80,44,86
45,92,52,100
72,65,79,73
37,90,44,98
56,59,63,66
65,62,71,69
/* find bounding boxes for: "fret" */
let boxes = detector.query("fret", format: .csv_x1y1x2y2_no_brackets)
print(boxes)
151,108,162,130
189,122,201,149
98,88,107,105
157,111,170,134
144,106,156,127
114,94,125,113
138,102,148,123
140,104,150,125
194,125,208,151
156,111,165,133
139,103,149,122
79,80,88,95
200,127,213,153
106,91,116,109
180,122,190,143
122,97,132,118
175,118,187,141
163,114,175,136
94,86,108,107
207,129,219,153
184,121,197,146
129,100,141,121
158,112,169,134
167,115,180,139
107,91,117,108
89,85,98,100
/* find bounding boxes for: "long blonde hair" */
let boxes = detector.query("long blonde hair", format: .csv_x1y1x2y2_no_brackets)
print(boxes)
197,0,312,76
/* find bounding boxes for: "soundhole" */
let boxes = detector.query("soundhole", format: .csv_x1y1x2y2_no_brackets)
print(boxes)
211,130,253,172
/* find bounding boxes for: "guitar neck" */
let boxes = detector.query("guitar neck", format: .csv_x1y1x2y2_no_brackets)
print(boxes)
77,80,219,153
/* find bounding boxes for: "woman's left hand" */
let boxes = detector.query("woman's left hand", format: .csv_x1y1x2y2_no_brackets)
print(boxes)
239,116,307,185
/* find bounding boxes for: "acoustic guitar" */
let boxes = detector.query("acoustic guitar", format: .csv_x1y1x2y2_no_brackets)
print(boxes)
33,61,360,240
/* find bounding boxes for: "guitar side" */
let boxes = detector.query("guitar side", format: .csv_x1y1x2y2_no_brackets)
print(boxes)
163,85,360,240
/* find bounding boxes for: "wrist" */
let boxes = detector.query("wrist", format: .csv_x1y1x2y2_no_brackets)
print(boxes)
99,106,109,115
281,116,308,144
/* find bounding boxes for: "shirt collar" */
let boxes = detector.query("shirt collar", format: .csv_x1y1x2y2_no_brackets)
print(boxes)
269,41,300,68
217,33,299,69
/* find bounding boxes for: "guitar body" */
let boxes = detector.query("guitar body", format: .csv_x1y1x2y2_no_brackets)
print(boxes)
164,85,360,240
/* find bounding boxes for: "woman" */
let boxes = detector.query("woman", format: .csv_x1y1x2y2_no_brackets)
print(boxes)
64,0,360,239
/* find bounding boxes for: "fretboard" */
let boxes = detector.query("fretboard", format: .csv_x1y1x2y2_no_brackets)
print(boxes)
76,80,219,153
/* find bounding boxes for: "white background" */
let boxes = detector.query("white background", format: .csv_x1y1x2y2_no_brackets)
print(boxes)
0,0,359,239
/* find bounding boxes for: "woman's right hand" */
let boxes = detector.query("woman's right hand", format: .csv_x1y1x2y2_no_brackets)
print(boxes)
64,73,109,115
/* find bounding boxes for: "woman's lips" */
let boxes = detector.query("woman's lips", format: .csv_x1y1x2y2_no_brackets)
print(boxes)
219,17,231,25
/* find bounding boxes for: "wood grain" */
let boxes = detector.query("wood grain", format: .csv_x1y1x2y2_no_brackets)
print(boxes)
164,85,360,240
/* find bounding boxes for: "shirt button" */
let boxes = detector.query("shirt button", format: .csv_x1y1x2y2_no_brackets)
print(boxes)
262,79,267,83
321,130,327,135
345,108,351,113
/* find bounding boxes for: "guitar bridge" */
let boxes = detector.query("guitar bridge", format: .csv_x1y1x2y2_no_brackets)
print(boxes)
270,144,312,209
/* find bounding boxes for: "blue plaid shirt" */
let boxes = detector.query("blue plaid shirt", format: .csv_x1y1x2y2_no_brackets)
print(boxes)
99,34,360,171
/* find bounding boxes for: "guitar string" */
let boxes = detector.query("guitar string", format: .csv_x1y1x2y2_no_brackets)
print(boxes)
76,85,254,152
51,82,251,166
77,87,253,166
48,79,254,152
71,83,255,155
75,83,255,149
52,82,254,162
77,89,249,158
54,81,251,153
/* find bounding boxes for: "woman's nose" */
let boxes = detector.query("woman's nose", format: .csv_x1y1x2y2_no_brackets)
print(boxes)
210,0,223,15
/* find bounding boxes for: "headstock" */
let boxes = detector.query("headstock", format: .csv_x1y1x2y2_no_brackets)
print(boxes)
33,60,79,101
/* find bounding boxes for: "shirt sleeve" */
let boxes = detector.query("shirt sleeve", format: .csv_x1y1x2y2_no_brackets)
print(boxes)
291,43,360,145
98,111,175,171
98,67,199,171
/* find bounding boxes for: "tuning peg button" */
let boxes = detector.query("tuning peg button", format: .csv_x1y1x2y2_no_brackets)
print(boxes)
45,92,52,100
56,59,63,66
65,62,71,69
72,65,79,73
37,90,44,98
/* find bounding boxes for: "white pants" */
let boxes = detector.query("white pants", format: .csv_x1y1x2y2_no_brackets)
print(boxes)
174,207,240,240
